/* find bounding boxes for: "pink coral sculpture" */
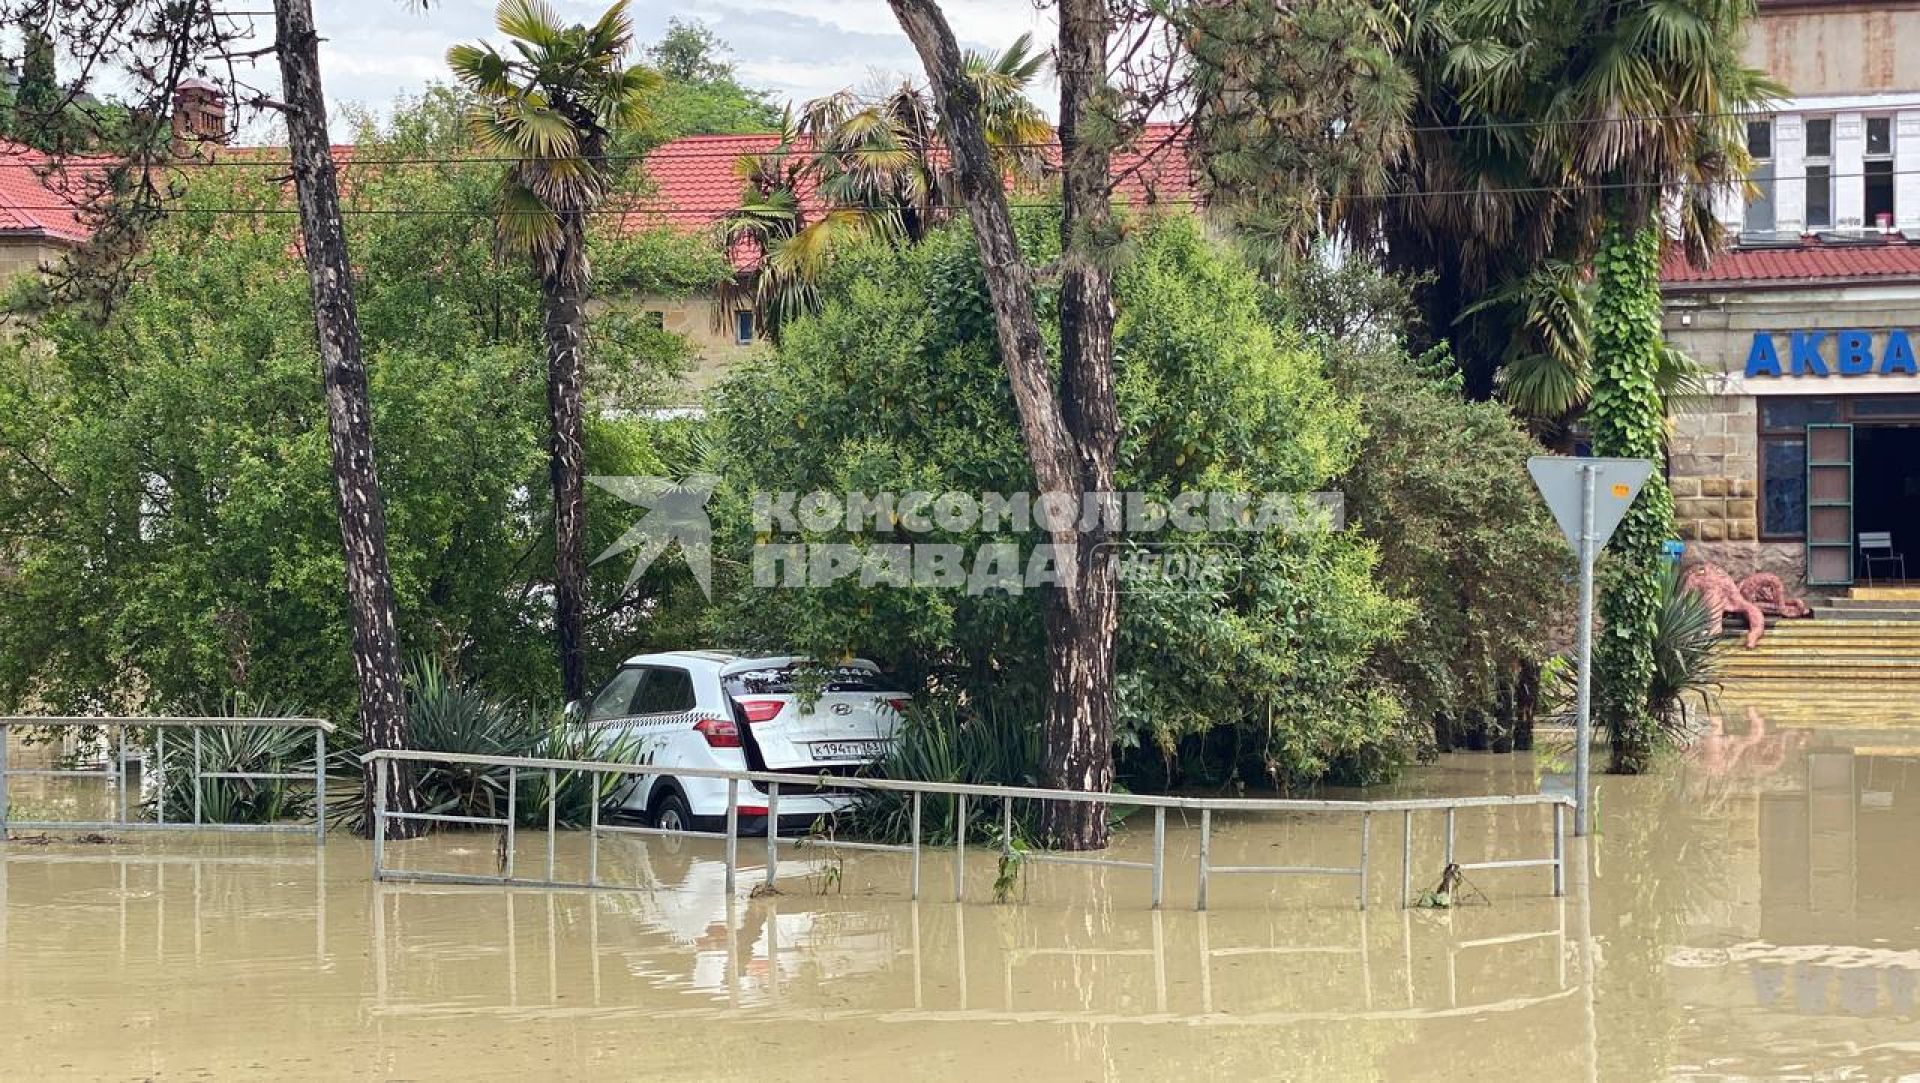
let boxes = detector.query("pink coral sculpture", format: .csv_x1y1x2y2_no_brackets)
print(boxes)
1682,562,1768,648
1738,572,1813,620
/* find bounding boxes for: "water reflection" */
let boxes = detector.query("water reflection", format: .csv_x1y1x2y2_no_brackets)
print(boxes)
366,844,1588,1027
3,714,1917,1079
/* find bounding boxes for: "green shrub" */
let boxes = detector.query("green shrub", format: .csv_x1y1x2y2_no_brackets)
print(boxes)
1648,563,1721,737
842,691,1043,845
709,214,1408,791
147,692,322,825
330,658,640,832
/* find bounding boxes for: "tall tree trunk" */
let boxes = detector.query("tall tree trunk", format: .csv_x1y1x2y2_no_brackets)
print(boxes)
1042,0,1120,848
1513,658,1539,752
890,0,1117,849
542,210,592,703
274,0,420,835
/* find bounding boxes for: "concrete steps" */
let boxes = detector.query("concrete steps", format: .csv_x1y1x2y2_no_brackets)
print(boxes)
1715,587,1920,710
1847,586,1920,602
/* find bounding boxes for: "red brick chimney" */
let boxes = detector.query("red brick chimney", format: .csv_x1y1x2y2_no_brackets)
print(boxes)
172,77,228,147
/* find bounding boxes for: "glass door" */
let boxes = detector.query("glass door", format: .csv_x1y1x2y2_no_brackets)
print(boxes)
1806,423,1854,586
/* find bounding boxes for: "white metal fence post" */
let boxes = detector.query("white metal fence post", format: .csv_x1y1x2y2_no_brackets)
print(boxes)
1196,809,1212,911
953,793,967,903
373,754,388,880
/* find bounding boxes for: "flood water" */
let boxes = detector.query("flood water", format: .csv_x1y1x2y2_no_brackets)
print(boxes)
2,699,1916,1080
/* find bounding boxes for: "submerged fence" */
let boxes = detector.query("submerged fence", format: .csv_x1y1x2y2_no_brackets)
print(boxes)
0,717,334,840
364,749,1571,911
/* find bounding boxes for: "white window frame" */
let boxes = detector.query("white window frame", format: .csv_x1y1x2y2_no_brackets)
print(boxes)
1863,115,1896,231
1744,117,1777,236
1804,116,1833,230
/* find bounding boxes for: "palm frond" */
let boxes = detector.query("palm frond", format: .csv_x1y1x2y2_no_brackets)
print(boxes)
495,0,564,48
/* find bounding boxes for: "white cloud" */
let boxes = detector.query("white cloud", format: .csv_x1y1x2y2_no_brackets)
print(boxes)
271,0,1056,132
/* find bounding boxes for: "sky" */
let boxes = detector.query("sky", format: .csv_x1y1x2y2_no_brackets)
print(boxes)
241,0,1059,133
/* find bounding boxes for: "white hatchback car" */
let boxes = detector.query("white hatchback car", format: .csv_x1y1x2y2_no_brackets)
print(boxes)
581,652,907,835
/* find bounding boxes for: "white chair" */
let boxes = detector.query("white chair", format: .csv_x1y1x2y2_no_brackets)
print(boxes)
1860,531,1906,584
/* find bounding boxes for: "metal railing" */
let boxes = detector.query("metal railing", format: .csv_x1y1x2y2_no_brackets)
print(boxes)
0,716,335,840
365,748,1570,911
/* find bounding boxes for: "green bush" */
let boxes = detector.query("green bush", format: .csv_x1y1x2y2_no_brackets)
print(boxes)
1648,563,1721,736
330,658,640,832
147,692,322,825
707,214,1408,792
1270,260,1570,754
842,691,1043,845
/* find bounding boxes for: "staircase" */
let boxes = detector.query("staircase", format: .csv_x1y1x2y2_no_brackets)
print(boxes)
1718,586,1920,725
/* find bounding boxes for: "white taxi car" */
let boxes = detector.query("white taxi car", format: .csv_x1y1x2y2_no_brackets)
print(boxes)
581,652,906,835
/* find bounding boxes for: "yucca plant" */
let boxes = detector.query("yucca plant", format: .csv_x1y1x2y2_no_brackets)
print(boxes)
841,690,1042,846
331,657,642,832
1648,562,1723,742
147,692,322,825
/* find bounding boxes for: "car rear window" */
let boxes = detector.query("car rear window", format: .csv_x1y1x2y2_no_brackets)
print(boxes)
723,663,901,696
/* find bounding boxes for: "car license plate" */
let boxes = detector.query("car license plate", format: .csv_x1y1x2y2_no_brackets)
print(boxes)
810,739,889,761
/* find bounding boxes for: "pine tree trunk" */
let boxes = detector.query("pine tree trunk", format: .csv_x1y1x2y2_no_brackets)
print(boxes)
274,0,420,835
890,0,1119,849
541,211,592,703
1039,0,1120,849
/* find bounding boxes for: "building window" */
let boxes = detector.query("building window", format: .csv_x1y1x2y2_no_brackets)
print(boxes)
1745,119,1775,233
1867,116,1892,156
1864,116,1895,230
1758,397,1841,541
1761,438,1807,538
734,310,755,344
1806,117,1832,158
1804,117,1832,230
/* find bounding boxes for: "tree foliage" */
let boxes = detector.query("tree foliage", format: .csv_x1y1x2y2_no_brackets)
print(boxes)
0,93,716,719
721,33,1051,336
707,215,1410,789
633,18,780,142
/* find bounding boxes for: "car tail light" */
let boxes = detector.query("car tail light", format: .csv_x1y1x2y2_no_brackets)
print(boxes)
736,699,783,723
694,718,742,748
887,697,911,714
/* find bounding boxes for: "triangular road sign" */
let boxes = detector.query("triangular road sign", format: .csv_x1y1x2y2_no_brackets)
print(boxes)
1527,456,1655,551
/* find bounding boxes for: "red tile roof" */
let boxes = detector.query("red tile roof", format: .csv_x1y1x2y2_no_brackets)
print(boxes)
1661,236,1920,288
625,123,1198,265
0,141,92,244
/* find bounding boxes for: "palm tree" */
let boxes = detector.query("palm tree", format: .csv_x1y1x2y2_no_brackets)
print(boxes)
448,0,656,701
720,33,1051,336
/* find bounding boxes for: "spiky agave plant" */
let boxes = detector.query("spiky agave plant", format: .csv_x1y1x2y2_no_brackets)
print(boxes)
149,691,321,825
1648,562,1723,742
841,689,1043,845
330,656,643,832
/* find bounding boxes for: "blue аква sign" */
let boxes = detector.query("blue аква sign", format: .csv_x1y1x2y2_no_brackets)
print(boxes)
1745,330,1920,378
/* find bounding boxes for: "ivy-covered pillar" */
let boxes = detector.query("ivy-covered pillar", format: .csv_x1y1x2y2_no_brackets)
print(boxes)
1588,206,1677,774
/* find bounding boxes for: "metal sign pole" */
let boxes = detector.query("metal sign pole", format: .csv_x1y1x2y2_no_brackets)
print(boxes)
1574,464,1596,838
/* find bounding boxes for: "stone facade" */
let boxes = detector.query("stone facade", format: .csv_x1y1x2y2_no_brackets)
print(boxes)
1663,282,1920,592
0,238,67,287
1670,395,1760,545
592,293,760,403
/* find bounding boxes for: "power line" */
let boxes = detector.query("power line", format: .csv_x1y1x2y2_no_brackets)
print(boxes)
0,102,1832,172
4,163,1919,216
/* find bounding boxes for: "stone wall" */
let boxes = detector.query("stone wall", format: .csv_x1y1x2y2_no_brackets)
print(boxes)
1671,395,1759,544
0,239,66,289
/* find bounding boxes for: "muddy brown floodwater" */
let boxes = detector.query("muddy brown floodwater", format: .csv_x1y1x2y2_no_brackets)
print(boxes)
1,697,1917,1080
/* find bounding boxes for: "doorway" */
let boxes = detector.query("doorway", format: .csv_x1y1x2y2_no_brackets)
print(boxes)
1853,424,1920,580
